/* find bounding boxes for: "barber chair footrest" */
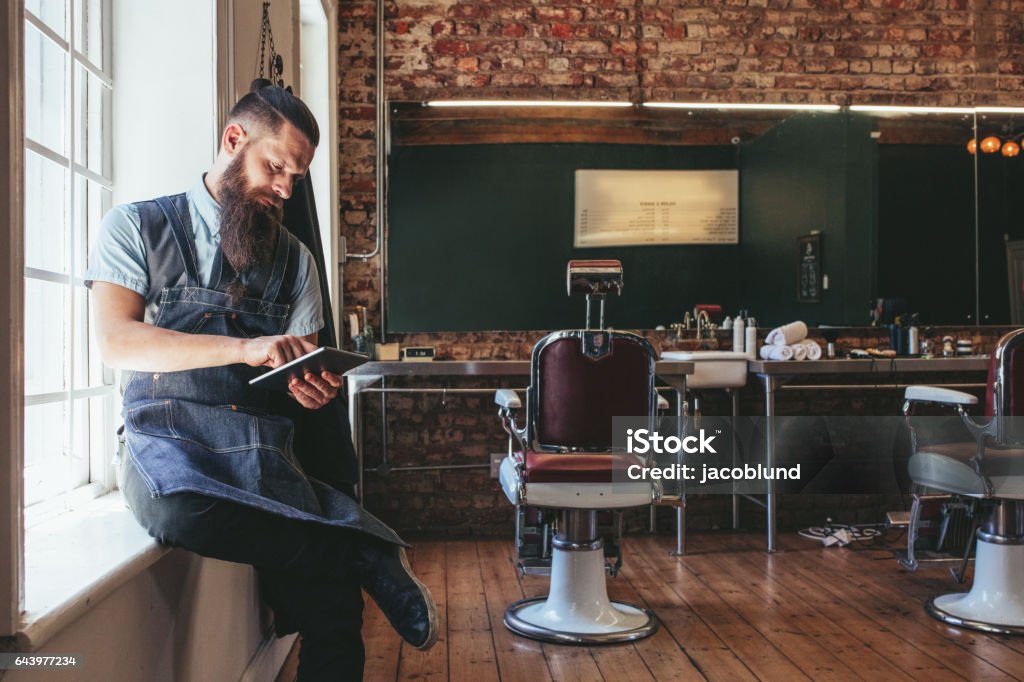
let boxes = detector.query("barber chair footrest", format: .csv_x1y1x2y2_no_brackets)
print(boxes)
503,545,657,644
505,597,656,644
925,539,1024,635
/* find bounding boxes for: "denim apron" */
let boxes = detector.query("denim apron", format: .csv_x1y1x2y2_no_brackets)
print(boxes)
122,194,403,546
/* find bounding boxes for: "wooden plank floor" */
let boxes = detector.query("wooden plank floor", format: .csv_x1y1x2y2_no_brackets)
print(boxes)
277,532,1024,681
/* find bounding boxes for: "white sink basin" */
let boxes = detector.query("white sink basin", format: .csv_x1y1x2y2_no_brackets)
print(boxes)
661,350,749,389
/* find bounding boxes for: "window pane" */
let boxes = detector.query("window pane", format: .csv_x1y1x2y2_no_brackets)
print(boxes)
26,0,67,41
77,177,114,388
74,0,104,70
70,397,92,485
74,66,109,176
24,279,68,396
89,395,113,484
88,301,108,387
25,23,68,155
73,286,89,389
24,401,69,507
75,175,109,276
71,286,111,391
25,150,68,274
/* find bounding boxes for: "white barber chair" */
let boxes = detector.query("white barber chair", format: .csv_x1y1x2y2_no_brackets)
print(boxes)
494,261,661,644
903,328,1024,634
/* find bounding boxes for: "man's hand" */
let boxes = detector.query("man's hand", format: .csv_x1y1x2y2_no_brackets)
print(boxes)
241,335,319,369
288,370,343,410
242,336,342,409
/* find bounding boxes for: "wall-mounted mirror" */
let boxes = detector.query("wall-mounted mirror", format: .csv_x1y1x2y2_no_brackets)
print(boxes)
384,104,985,332
860,109,976,326
975,109,1024,325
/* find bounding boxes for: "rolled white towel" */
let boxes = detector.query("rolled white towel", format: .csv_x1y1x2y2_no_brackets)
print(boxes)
790,343,808,361
766,321,808,346
760,344,795,361
802,340,822,361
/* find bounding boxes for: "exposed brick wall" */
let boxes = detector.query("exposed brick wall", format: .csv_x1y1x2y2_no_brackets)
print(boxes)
376,0,1024,105
339,0,1024,330
336,1,1024,535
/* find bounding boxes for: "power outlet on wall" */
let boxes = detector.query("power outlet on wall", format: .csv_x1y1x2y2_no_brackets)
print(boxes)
490,453,505,479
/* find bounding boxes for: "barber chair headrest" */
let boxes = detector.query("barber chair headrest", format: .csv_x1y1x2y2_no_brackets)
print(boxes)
566,260,623,297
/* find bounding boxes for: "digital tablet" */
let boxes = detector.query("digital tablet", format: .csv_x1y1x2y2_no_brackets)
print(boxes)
248,347,370,391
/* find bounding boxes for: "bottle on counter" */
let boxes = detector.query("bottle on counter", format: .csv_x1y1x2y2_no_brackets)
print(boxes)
745,324,757,360
363,325,377,360
732,315,745,353
942,335,955,358
903,313,920,357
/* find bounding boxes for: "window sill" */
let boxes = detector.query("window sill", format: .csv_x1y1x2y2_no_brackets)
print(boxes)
17,491,169,649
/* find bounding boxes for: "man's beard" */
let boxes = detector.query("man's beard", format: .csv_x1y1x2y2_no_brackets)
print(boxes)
217,149,282,300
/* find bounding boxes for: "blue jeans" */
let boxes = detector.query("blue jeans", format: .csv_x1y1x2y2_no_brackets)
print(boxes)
122,457,366,681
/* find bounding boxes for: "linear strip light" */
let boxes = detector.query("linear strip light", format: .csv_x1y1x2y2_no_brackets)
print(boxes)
643,102,841,112
849,105,974,114
425,100,633,108
975,107,1024,114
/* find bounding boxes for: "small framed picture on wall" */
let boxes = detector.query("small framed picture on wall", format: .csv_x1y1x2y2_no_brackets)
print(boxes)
797,233,822,303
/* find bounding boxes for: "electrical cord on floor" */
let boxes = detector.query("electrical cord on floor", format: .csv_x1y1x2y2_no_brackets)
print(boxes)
798,518,884,548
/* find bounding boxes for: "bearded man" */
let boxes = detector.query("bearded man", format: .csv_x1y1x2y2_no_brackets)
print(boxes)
85,82,436,682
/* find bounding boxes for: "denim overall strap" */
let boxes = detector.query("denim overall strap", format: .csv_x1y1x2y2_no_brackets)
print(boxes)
155,195,201,288
210,241,225,292
135,194,191,322
263,228,301,303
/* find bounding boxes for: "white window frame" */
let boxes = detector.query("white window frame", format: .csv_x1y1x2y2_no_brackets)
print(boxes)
21,0,117,526
2,0,27,638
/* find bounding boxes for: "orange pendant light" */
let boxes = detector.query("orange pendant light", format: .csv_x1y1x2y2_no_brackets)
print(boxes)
981,136,1003,153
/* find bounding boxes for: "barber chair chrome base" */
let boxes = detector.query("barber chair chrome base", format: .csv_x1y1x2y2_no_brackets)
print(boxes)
504,510,658,644
927,541,1024,634
510,504,623,577
925,501,1024,635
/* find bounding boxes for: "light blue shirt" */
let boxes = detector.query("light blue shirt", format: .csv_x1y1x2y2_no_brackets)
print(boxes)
85,177,324,337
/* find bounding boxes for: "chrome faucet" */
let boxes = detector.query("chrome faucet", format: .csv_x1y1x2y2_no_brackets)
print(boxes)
695,310,711,339
695,310,718,350
682,310,693,331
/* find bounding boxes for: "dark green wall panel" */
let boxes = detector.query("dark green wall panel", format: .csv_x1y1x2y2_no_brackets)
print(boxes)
387,143,738,332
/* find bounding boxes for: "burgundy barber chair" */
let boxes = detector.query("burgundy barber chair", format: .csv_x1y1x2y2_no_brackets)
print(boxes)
494,261,661,644
902,328,1024,634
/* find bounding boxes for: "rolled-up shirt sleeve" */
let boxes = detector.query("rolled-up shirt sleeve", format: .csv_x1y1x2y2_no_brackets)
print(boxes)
284,242,325,337
84,203,149,296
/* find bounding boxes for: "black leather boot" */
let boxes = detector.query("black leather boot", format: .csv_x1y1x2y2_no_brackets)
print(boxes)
355,541,439,650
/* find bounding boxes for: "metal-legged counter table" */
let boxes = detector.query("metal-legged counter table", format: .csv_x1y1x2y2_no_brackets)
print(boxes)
748,356,991,552
344,360,694,548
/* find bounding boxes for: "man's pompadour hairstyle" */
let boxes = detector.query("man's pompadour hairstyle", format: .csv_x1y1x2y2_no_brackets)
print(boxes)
227,79,320,147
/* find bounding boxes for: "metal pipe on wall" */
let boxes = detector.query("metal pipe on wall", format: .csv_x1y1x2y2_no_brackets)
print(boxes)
342,0,385,331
